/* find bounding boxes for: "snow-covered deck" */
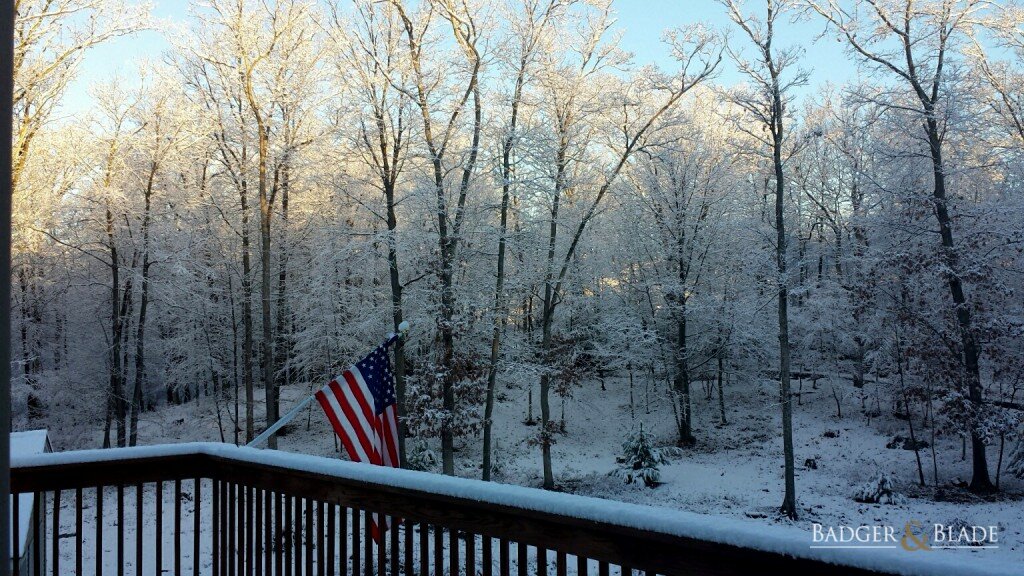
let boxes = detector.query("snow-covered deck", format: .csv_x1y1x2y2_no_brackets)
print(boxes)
9,443,1015,576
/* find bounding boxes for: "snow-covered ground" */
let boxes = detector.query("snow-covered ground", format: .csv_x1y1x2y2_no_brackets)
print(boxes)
85,371,1023,573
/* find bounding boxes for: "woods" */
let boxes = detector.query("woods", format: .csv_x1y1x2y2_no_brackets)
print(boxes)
9,0,1024,514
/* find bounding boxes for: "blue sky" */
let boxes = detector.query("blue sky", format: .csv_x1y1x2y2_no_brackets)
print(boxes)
63,0,858,114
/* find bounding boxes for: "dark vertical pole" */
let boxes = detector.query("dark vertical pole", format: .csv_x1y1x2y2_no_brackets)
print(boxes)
11,493,17,576
76,487,83,576
305,498,313,576
254,486,262,576
53,490,61,576
156,481,163,576
339,507,348,576
317,502,325,576
211,480,219,576
432,526,441,576
262,489,271,576
96,487,103,576
326,504,335,576
576,556,587,576
192,479,200,576
403,521,412,576
362,510,371,576
389,518,398,576
136,484,143,576
31,493,39,576
498,539,509,576
376,513,385,576
481,535,491,576
448,528,458,576
516,543,526,576
283,495,292,576
0,3,14,575
417,524,427,576
174,480,181,576
117,485,125,576
350,509,359,576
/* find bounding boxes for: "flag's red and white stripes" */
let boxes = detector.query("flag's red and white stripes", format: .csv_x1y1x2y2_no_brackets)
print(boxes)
315,364,400,539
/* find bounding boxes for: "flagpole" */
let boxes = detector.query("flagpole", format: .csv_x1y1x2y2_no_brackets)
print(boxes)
247,323,410,448
246,394,317,448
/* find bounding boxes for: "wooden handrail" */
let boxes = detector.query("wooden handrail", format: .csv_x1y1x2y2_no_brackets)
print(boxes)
10,443,902,576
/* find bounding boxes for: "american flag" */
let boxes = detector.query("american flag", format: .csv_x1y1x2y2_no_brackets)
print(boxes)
315,339,401,538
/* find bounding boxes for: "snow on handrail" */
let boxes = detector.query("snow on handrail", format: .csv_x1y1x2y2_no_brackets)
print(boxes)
11,442,1018,576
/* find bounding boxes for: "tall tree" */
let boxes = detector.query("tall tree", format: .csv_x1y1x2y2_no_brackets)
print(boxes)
808,0,997,493
718,0,807,518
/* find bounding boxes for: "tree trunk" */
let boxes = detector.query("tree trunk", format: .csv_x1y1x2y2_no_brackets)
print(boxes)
258,122,277,449
674,289,694,446
129,164,156,446
539,131,567,491
484,55,527,481
773,76,797,520
924,116,994,493
105,206,128,448
384,177,407,465
241,178,255,444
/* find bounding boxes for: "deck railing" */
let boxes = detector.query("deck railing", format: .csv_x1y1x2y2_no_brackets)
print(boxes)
10,443,892,576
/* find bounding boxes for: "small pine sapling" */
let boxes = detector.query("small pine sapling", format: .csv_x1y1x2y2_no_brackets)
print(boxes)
612,424,671,487
853,472,906,505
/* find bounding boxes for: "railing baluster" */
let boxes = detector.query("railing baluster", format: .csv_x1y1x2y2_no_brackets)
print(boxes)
96,486,103,576
254,486,262,576
137,484,144,576
263,488,272,576
499,539,509,576
118,484,125,576
53,489,61,576
536,547,547,576
403,520,413,576
351,509,361,576
193,478,201,576
327,503,336,576
340,506,348,576
377,511,386,576
621,567,632,576
363,509,372,576
12,490,18,576
598,562,609,576
577,556,588,576
449,527,458,576
212,480,220,576
174,480,182,576
222,480,230,576
389,514,399,576
481,535,491,576
239,481,247,569
229,482,236,576
556,551,567,576
318,501,327,576
465,531,475,576
433,525,442,576
306,498,315,576
76,487,83,576
276,493,285,576
295,496,303,576
32,491,41,576
156,481,163,576
284,495,293,576
517,542,526,576
418,523,427,576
